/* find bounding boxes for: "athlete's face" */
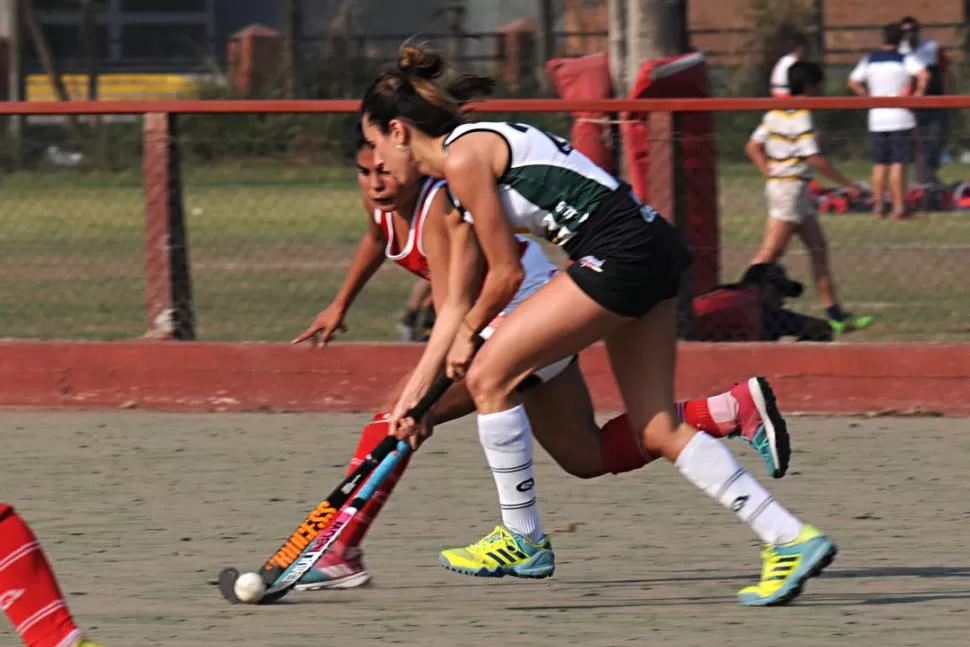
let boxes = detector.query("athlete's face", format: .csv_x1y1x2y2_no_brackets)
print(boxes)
356,147,399,210
361,115,422,186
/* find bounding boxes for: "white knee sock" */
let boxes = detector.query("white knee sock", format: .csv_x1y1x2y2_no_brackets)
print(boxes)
478,404,545,542
675,432,804,545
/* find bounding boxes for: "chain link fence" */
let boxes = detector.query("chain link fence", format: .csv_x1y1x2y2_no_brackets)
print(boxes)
1,104,968,342
709,107,970,342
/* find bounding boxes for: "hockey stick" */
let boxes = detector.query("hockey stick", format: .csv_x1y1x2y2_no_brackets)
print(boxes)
263,439,412,600
218,354,471,605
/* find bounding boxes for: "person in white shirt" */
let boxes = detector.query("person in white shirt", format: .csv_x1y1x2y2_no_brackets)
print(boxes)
770,32,807,97
900,16,950,185
746,61,872,334
848,22,929,219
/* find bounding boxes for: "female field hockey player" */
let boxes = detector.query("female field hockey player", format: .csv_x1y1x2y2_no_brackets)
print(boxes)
362,45,836,607
290,124,791,591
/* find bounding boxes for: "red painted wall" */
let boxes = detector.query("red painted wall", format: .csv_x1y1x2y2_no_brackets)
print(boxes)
1,341,967,416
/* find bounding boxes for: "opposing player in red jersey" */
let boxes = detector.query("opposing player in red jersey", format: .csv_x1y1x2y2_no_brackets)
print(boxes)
0,503,104,647
289,124,792,591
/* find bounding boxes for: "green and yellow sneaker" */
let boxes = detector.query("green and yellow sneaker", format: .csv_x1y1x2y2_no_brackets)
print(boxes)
829,314,874,334
438,525,555,579
738,524,837,607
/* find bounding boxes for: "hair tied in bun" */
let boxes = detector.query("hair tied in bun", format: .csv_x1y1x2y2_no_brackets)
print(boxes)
397,45,444,81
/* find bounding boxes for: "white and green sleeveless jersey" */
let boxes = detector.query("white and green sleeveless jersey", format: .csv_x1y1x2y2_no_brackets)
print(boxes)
443,121,621,246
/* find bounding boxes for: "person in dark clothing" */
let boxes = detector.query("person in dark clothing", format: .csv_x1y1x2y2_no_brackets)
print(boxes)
734,263,834,342
900,16,951,186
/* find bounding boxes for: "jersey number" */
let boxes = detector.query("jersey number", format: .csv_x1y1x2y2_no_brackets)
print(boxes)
506,122,573,155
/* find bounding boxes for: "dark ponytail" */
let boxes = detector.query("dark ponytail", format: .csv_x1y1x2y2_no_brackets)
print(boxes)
446,74,497,104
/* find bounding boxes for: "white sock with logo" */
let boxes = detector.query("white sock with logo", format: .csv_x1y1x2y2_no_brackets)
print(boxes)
478,404,544,542
675,432,803,545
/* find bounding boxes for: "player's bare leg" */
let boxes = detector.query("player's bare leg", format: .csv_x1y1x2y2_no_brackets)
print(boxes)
438,275,831,601
798,218,873,333
524,360,790,479
751,217,796,265
605,299,836,606
299,268,791,587
889,162,908,218
871,163,888,218
438,273,633,578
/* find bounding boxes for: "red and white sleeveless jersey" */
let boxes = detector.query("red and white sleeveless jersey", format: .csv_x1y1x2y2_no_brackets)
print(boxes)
374,178,442,280
374,178,559,300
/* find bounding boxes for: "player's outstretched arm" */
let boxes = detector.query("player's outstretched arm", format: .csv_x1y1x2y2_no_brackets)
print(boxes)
292,208,387,346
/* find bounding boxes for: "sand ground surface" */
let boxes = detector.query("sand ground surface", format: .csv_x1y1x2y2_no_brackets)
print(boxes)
2,412,968,647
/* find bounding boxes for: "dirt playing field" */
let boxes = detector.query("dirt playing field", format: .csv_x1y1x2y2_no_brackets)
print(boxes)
2,412,968,647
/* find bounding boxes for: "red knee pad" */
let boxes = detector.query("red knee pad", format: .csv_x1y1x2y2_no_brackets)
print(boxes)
600,414,654,474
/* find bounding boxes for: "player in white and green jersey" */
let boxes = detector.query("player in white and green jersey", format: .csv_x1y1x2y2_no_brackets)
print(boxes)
441,121,620,246
359,45,837,607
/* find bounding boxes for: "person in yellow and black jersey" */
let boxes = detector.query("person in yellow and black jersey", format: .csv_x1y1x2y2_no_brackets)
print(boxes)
745,60,873,335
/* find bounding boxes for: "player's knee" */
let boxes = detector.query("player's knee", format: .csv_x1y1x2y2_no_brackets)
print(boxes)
559,461,603,479
465,361,515,406
640,418,683,460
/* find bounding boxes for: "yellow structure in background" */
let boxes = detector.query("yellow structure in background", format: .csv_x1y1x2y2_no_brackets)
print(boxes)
25,73,204,101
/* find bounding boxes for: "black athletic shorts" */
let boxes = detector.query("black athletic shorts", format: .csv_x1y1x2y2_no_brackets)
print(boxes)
870,129,914,165
563,185,693,318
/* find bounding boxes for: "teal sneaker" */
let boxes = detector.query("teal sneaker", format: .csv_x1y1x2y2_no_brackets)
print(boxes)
738,524,838,606
730,376,791,478
438,525,555,579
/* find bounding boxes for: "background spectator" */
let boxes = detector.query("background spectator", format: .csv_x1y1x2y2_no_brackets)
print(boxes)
770,31,808,97
746,61,872,334
398,280,435,342
735,262,834,342
899,16,951,186
848,22,929,219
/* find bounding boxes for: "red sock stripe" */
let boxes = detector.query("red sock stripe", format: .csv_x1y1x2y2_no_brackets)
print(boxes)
682,399,718,435
0,541,40,573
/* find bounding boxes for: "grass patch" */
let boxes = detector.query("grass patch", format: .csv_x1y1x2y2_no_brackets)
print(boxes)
2,161,970,341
